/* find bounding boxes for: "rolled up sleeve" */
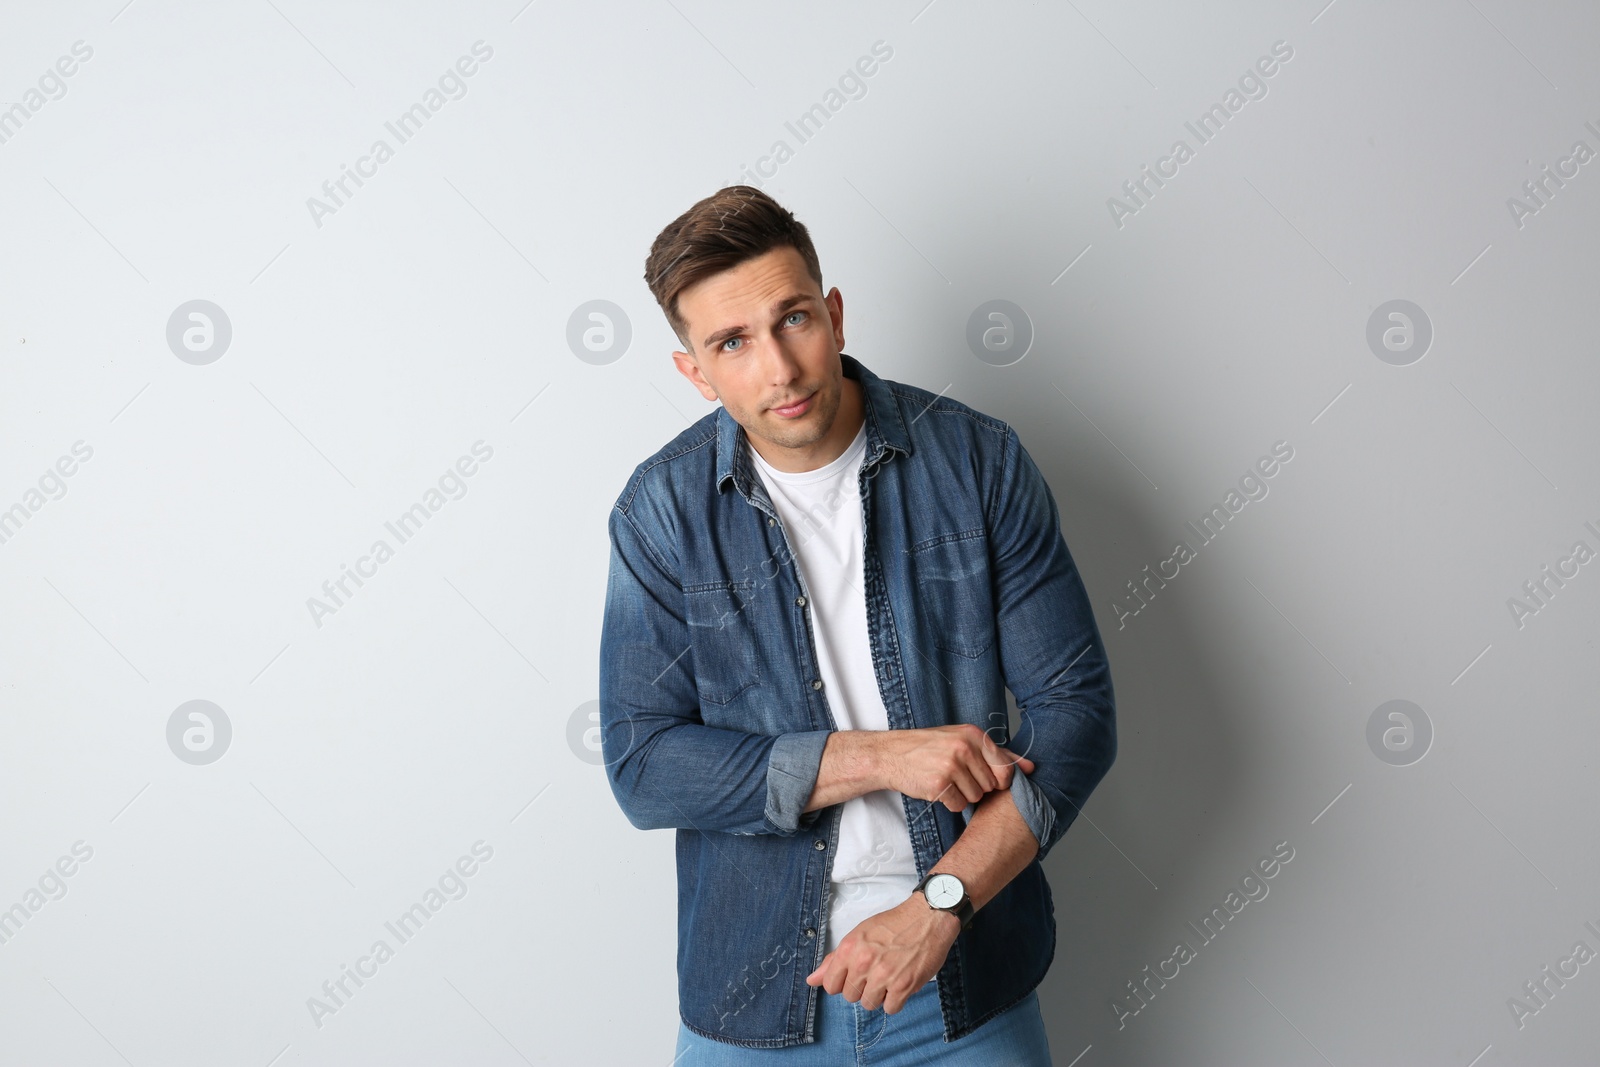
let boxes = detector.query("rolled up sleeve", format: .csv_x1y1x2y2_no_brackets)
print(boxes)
987,426,1117,863
765,729,833,833
1006,764,1058,854
600,501,828,837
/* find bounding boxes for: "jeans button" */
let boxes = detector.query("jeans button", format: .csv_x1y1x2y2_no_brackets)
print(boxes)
812,679,823,690
804,927,816,939
814,838,826,850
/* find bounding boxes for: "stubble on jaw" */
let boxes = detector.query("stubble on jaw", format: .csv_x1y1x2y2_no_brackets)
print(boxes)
751,379,843,452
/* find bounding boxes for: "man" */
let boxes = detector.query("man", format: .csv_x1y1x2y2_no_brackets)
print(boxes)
599,185,1117,1065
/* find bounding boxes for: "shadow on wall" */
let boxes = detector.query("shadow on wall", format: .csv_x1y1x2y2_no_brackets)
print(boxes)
990,384,1254,1059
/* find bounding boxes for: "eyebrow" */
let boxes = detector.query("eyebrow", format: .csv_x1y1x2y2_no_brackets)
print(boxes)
700,294,814,352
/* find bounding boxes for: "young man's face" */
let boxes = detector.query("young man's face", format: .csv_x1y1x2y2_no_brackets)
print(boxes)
671,245,851,463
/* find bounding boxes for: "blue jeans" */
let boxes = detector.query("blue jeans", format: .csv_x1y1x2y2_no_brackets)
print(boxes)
672,980,1053,1066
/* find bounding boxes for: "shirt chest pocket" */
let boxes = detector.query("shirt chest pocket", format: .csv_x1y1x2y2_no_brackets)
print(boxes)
910,529,996,659
684,579,762,706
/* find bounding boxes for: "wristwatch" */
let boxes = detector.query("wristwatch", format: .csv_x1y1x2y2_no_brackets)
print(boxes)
913,871,974,932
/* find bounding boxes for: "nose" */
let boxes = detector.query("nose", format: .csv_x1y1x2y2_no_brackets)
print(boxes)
759,340,803,389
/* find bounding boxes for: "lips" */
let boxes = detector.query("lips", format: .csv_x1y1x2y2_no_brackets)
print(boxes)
770,393,814,418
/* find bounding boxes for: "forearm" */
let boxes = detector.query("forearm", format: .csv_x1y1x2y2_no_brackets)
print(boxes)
802,731,888,813
926,784,1039,912
605,711,833,835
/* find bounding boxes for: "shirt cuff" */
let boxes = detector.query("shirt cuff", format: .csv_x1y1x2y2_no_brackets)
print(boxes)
764,729,834,834
1007,767,1056,858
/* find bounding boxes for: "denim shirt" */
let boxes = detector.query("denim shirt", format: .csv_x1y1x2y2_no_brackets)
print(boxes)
599,352,1117,1047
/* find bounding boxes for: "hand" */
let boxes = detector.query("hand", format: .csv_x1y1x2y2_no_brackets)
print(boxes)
804,894,960,1013
875,724,1035,813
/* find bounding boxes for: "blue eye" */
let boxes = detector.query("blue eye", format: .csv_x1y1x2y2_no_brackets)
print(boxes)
718,311,805,353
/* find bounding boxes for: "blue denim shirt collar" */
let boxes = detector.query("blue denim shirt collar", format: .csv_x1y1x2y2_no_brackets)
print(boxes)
714,352,913,500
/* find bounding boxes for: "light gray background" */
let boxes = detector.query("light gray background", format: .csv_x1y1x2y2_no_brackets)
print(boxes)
2,1,1596,1064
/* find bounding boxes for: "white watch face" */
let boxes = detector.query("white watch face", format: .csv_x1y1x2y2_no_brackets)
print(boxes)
925,874,964,909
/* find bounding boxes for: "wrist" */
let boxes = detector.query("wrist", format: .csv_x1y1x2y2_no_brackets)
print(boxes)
806,731,892,813
858,731,891,793
833,730,890,794
913,870,975,933
920,897,961,937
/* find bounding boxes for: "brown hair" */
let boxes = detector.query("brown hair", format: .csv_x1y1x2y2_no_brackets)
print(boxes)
644,185,824,352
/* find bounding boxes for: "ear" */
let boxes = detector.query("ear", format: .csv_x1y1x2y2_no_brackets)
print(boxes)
825,286,845,351
672,349,719,402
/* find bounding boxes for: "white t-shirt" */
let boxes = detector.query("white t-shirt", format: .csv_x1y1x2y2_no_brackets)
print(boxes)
746,422,920,953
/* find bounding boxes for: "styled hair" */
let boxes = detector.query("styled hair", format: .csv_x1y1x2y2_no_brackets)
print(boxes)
643,185,824,352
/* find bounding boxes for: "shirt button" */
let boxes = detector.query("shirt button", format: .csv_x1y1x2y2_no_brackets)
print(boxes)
795,596,807,607
813,839,826,850
804,928,816,939
768,517,776,526
811,679,823,690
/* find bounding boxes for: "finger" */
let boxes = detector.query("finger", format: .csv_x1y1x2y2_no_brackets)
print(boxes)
971,738,1009,789
994,745,1035,774
988,742,1021,768
957,762,989,803
933,774,975,807
979,729,1006,763
992,760,1014,790
967,744,1002,792
979,740,1014,781
808,955,838,989
994,748,1033,789
946,766,985,808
